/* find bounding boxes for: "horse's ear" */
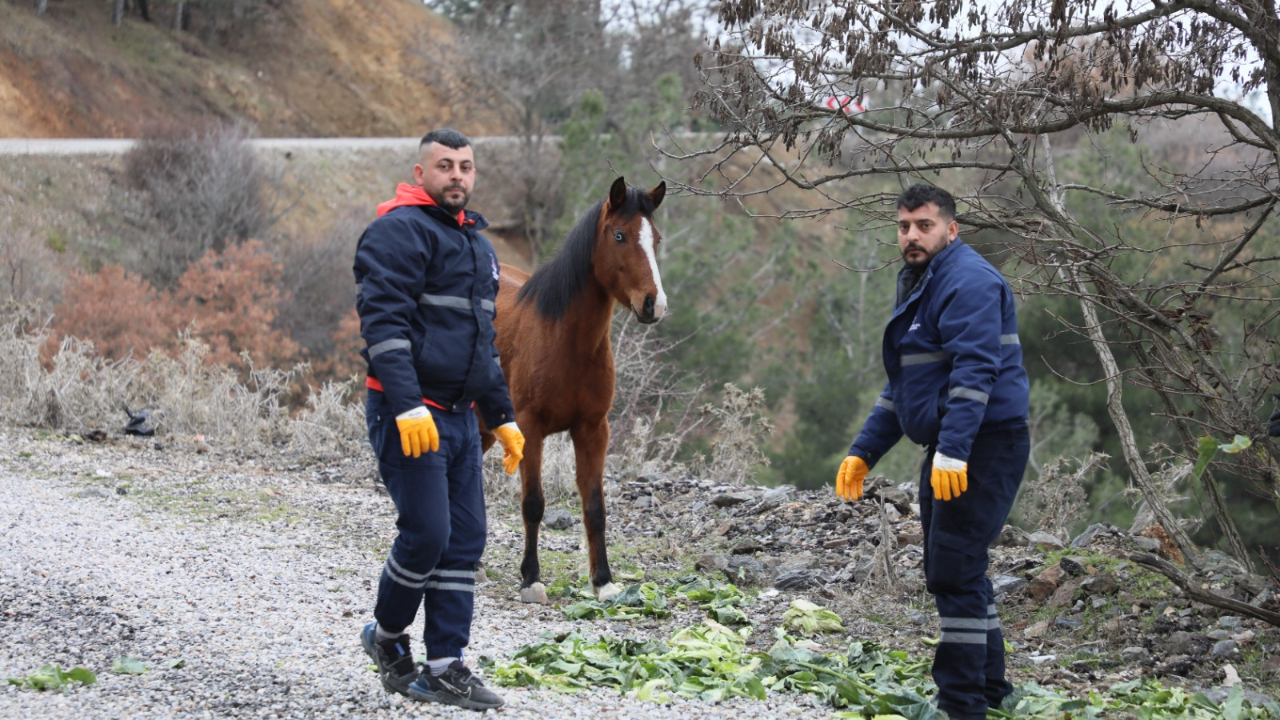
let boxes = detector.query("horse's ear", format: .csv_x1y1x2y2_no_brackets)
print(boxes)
608,177,627,212
649,181,666,210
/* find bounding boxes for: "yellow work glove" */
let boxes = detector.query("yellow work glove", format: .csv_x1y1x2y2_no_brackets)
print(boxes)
494,422,525,474
835,455,869,501
396,406,440,458
930,452,968,501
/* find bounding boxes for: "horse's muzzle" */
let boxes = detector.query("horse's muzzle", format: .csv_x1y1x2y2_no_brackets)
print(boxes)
636,294,662,324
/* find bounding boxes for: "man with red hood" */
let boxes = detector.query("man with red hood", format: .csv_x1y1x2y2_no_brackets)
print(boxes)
354,128,522,711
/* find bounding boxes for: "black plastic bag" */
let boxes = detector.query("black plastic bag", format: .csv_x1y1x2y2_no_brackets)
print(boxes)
123,406,156,436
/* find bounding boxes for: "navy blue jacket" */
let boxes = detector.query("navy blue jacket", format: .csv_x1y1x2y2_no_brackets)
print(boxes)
354,197,515,430
851,239,1029,465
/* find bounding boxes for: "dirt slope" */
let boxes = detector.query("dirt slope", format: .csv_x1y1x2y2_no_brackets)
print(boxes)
0,0,484,138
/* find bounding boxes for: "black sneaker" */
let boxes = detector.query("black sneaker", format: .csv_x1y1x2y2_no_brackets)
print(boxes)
360,622,418,696
407,660,504,710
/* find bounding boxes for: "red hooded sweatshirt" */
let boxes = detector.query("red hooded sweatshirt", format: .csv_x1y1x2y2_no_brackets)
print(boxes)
375,183,473,226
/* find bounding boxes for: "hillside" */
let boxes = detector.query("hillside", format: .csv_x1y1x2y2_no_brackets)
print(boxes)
0,0,487,138
0,140,536,303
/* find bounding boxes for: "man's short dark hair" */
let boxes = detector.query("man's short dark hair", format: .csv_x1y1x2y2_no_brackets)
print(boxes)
420,129,471,150
897,184,957,221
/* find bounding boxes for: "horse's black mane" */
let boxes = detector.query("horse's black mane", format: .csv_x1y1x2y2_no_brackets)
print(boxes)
516,185,656,320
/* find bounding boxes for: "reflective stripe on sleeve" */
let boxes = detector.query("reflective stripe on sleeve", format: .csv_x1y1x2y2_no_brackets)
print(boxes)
901,351,947,366
420,294,495,313
948,387,991,404
419,294,472,310
368,338,411,358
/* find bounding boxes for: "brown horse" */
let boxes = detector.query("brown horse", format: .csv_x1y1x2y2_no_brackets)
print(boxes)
479,177,667,603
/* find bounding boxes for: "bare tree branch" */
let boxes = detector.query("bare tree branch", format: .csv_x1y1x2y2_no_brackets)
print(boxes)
1129,552,1280,627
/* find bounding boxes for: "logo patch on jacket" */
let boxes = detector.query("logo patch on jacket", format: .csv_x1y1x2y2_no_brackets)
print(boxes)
490,254,500,280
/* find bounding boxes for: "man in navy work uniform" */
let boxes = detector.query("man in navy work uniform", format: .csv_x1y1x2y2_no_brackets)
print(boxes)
834,185,1030,720
354,128,524,711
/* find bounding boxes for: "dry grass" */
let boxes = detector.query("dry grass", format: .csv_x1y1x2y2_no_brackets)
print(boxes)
288,378,368,461
608,318,707,471
1019,452,1106,540
0,304,362,458
0,226,70,309
690,383,775,485
484,380,774,513
1,302,765,496
483,433,579,513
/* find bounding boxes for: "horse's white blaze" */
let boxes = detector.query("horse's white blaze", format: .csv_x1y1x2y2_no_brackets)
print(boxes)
638,218,667,315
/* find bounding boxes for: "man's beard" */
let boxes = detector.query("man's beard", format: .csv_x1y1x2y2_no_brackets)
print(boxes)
902,242,933,269
437,184,470,214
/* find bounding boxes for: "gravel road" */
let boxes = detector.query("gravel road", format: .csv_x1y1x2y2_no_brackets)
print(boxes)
0,429,829,719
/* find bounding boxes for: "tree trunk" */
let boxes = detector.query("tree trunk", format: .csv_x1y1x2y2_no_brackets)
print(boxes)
36,0,48,16
1034,133,1199,567
1067,270,1200,566
113,0,125,26
1131,337,1255,572
137,0,150,22
173,1,185,30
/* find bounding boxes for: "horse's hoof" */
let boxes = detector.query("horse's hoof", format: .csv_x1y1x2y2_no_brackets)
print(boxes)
519,582,549,604
595,582,622,601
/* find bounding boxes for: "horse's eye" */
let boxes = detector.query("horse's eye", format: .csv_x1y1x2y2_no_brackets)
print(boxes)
613,230,625,243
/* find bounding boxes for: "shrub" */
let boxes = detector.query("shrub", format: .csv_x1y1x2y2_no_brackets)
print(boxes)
289,378,367,461
3,325,140,432
52,265,179,361
0,305,336,453
607,318,707,477
324,308,365,381
53,240,298,372
0,226,71,307
691,384,774,485
124,121,283,288
1017,452,1106,539
482,433,578,512
173,239,298,369
131,335,298,444
277,207,367,361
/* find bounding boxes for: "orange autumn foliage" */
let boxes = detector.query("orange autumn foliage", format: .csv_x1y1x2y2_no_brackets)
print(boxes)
323,308,365,381
173,240,299,368
53,265,180,360
55,240,300,371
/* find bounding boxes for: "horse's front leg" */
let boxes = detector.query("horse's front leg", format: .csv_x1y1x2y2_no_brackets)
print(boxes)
570,419,619,601
518,431,550,604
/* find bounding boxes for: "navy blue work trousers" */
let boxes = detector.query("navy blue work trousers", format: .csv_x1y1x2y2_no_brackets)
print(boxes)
367,390,486,660
919,425,1029,720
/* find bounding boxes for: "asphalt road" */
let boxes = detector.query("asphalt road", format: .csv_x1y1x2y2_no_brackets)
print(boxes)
0,137,530,155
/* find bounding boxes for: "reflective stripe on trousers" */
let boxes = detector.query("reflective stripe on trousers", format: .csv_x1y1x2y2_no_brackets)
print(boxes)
367,389,486,660
919,426,1029,720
